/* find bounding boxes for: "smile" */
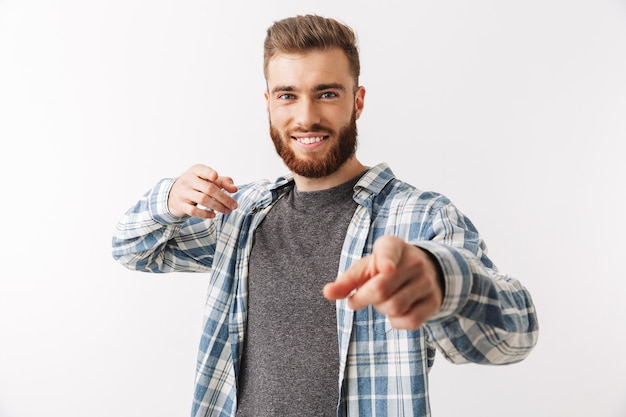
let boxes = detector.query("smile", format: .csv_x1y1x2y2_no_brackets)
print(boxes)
293,136,327,145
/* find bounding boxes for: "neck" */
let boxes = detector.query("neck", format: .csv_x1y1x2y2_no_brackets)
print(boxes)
293,157,366,192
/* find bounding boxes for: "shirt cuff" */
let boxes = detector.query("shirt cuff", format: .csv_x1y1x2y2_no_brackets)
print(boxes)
414,241,473,322
148,178,189,225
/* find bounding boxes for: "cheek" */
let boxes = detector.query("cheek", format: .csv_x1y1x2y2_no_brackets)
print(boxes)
268,105,291,126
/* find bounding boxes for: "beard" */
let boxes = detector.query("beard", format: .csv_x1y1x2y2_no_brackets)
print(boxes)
269,112,358,178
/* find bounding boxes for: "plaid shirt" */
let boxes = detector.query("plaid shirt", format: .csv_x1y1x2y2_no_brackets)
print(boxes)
112,163,538,417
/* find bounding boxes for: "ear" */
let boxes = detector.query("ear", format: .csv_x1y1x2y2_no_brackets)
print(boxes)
264,90,270,116
354,86,366,120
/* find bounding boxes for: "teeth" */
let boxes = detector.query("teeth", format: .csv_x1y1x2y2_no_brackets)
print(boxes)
297,136,325,145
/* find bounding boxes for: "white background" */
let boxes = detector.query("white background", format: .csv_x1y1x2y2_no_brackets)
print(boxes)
1,1,625,416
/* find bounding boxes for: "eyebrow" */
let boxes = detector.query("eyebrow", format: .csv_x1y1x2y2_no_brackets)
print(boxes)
270,83,347,95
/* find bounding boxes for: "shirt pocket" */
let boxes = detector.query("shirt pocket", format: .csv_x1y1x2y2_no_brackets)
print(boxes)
354,305,394,336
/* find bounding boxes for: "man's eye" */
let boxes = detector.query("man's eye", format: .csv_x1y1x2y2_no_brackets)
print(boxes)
278,93,295,100
320,92,337,99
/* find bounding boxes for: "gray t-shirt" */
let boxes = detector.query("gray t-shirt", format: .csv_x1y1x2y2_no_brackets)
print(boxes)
236,174,361,416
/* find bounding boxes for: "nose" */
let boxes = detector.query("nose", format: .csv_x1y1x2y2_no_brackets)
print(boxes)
294,98,321,128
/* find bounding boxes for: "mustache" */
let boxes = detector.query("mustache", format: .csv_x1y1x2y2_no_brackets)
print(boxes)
290,123,334,134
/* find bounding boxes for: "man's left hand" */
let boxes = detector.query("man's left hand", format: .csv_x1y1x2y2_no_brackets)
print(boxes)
323,235,444,330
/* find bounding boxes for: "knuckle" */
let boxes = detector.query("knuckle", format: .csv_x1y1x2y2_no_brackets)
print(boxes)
192,163,206,173
375,235,400,248
201,181,218,194
406,316,423,330
420,275,435,293
197,194,214,208
369,279,390,302
389,315,420,331
406,248,427,269
383,299,404,317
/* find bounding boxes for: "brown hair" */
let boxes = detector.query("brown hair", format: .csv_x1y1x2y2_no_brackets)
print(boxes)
263,15,360,88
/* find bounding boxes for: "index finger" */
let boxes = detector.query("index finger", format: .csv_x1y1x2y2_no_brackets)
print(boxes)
323,236,405,307
212,175,238,194
191,164,219,182
191,165,238,209
323,256,372,301
192,165,236,191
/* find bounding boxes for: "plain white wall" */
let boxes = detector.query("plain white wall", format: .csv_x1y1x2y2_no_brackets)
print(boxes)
1,1,625,416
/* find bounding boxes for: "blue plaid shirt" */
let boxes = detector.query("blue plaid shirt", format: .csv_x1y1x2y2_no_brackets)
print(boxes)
112,163,538,417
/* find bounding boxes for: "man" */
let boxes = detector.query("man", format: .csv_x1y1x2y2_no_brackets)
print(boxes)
112,14,538,417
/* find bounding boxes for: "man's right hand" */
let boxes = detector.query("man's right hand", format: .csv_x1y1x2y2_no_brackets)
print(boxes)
167,164,239,219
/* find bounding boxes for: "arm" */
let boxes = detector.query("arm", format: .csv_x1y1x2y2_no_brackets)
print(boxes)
112,164,238,273
324,204,538,365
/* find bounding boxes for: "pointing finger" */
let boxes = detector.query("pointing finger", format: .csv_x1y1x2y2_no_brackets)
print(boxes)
323,256,373,301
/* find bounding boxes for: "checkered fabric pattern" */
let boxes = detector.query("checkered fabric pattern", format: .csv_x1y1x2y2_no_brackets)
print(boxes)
113,163,538,417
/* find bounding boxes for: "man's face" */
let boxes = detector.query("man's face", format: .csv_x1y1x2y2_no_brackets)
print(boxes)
265,48,365,178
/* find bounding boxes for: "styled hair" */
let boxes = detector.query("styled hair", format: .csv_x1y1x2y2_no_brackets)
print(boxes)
263,15,360,87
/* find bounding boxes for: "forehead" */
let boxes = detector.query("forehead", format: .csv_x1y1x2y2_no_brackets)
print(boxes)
266,48,353,90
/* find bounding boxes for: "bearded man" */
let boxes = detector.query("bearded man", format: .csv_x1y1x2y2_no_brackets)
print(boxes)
113,14,538,417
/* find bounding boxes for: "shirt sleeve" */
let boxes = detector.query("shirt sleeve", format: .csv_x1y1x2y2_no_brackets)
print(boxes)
111,178,215,273
418,203,539,365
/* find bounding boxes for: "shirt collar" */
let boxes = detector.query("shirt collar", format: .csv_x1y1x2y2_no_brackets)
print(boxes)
353,162,396,206
268,162,395,206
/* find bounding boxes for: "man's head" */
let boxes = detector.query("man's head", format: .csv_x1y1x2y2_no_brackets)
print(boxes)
263,15,360,90
263,15,366,180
